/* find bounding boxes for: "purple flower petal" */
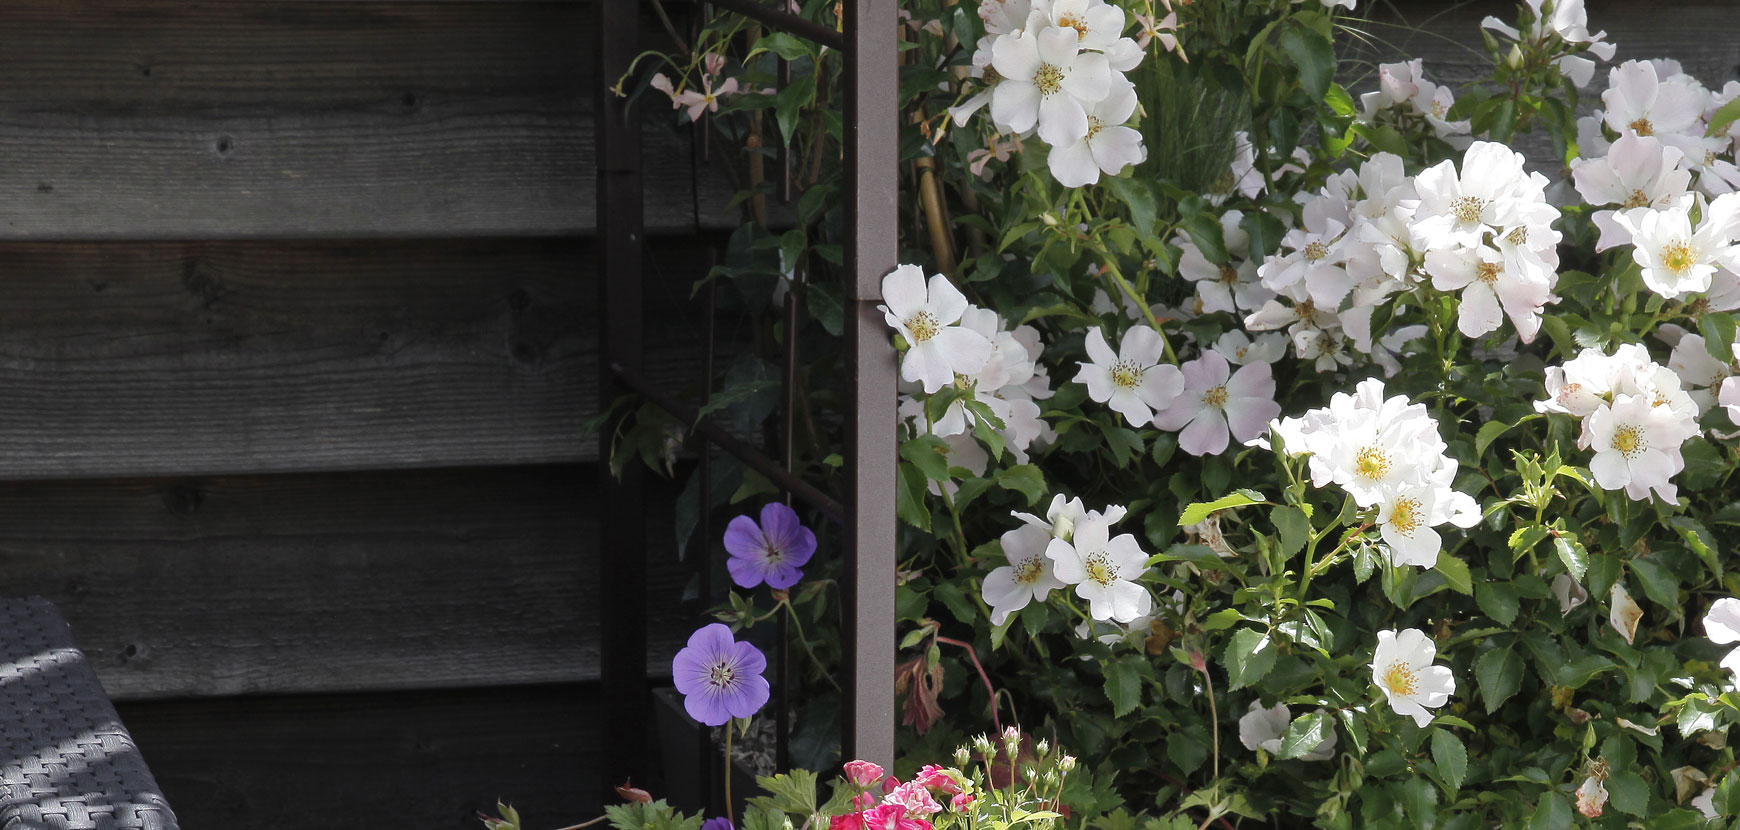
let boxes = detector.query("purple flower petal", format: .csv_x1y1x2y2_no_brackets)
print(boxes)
722,515,764,559
759,503,801,546
724,674,771,719
684,685,733,726
671,649,713,695
730,639,768,676
782,525,817,568
763,562,803,590
687,623,736,657
726,554,769,589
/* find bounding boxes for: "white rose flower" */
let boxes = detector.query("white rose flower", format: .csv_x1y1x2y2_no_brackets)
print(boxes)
982,524,1067,626
990,25,1113,147
1702,596,1740,681
1046,81,1146,187
1570,133,1692,252
878,264,994,393
1601,60,1710,147
1371,628,1455,728
1586,394,1696,503
1074,326,1185,427
1237,702,1337,761
1046,511,1151,623
1152,351,1281,457
1617,200,1737,299
1423,243,1554,342
1212,330,1288,365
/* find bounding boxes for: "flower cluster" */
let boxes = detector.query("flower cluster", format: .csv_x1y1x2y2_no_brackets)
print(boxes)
982,494,1152,625
1358,59,1471,144
1581,60,1740,197
1272,378,1480,567
1480,0,1615,87
956,0,1148,187
1077,325,1281,455
1536,343,1700,502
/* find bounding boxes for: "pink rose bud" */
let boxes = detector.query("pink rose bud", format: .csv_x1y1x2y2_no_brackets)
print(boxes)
844,760,886,788
852,793,876,810
950,794,975,811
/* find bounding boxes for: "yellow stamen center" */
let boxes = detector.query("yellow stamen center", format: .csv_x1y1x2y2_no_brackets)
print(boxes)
1476,261,1501,285
1034,63,1065,97
1085,115,1104,141
1084,553,1118,586
1110,359,1144,390
1506,226,1528,246
1629,117,1654,136
907,311,942,342
1203,386,1229,408
1219,265,1239,284
1057,13,1089,38
1013,557,1044,584
1304,241,1330,262
1388,497,1422,535
1612,424,1643,457
1355,445,1392,482
1382,662,1418,695
1662,241,1696,274
1623,189,1651,209
1452,196,1487,225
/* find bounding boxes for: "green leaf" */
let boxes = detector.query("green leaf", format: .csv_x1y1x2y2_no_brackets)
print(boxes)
754,770,819,815
1278,24,1335,100
1553,535,1588,581
1669,517,1722,581
1395,776,1439,830
1709,96,1740,137
1556,655,1616,689
1702,313,1738,362
1429,729,1467,793
1240,210,1287,258
1179,489,1264,526
995,464,1047,506
1435,553,1473,595
774,71,817,148
1606,771,1649,816
1273,506,1310,558
1715,770,1740,816
1278,711,1328,760
1628,556,1681,611
1475,420,1513,457
1103,176,1157,237
1103,657,1144,717
1527,792,1571,830
1178,210,1229,265
1476,645,1523,714
969,405,1007,463
898,434,953,481
1202,608,1242,631
1475,582,1520,627
895,462,932,532
1223,627,1277,691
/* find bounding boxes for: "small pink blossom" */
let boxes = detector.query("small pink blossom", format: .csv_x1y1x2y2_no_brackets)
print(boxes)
843,760,886,788
949,794,975,812
1135,12,1181,56
967,135,1022,179
832,805,932,830
674,76,740,122
883,782,942,817
703,53,727,77
914,765,961,795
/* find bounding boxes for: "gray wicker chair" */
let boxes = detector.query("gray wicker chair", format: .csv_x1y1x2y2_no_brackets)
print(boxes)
0,598,177,830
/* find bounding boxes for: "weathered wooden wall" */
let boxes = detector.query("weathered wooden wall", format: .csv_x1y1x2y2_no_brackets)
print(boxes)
0,0,1731,828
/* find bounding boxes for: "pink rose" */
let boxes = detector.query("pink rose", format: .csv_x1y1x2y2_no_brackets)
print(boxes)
843,760,886,789
883,782,942,817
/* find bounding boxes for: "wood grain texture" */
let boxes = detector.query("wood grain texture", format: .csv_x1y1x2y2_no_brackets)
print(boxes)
117,684,603,830
0,1,735,237
1,465,692,699
1362,0,1740,166
0,238,717,477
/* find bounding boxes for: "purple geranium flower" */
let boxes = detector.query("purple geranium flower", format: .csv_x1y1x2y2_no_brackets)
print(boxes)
702,819,734,830
672,623,770,726
723,502,817,589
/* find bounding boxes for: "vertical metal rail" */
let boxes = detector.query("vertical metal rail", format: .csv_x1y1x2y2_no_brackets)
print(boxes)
597,0,649,797
598,0,897,783
842,0,898,769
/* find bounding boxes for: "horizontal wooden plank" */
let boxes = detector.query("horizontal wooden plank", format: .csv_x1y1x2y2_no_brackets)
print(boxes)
1362,0,1740,167
3,465,692,699
0,1,737,237
0,238,715,477
117,684,601,830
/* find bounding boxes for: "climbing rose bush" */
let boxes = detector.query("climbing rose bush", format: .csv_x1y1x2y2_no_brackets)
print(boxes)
628,0,1740,826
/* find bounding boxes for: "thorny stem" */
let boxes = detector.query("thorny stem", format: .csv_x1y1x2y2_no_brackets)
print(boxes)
936,635,1003,732
1100,257,1179,364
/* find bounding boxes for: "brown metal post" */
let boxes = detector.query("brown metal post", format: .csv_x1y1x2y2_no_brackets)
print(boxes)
842,0,898,770
597,0,649,796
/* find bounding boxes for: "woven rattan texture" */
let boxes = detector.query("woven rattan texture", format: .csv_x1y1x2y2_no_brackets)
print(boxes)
0,598,176,830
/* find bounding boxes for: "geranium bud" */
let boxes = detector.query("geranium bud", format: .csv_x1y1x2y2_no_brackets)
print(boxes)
844,760,886,788
1059,755,1077,773
617,780,652,804
954,747,971,766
